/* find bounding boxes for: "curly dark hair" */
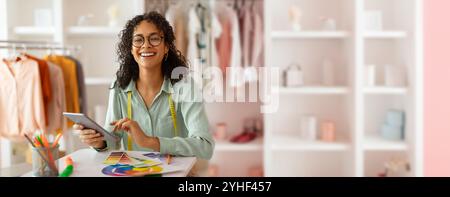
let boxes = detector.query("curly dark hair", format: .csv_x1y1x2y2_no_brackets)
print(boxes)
115,11,188,89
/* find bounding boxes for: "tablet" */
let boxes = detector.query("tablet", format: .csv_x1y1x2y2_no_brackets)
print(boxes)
63,112,120,142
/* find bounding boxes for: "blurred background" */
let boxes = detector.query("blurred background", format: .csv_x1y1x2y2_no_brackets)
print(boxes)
0,0,447,177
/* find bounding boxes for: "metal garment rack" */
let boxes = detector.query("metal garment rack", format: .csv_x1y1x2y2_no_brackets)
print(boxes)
0,40,81,52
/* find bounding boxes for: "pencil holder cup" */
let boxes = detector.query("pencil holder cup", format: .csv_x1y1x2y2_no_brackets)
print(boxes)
31,144,59,177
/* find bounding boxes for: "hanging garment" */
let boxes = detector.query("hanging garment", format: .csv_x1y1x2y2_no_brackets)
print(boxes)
239,4,252,70
201,5,223,97
185,3,222,96
44,55,80,127
187,3,221,67
244,3,264,83
24,54,52,126
215,2,242,73
145,0,169,14
248,1,265,68
209,9,222,69
187,7,202,66
165,2,189,57
253,1,265,68
215,9,232,73
66,56,87,114
0,58,46,140
226,3,253,87
45,62,67,134
195,5,208,65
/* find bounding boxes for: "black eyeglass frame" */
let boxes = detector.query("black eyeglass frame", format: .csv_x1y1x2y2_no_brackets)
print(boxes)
132,33,164,48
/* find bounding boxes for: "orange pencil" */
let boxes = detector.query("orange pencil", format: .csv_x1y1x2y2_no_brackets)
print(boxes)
40,133,49,148
166,154,172,165
40,132,57,173
52,133,62,148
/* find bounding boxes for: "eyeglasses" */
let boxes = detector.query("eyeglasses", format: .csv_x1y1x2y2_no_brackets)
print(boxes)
132,33,164,48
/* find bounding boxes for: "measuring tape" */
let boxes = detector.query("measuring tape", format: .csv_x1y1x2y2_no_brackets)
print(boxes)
126,92,178,150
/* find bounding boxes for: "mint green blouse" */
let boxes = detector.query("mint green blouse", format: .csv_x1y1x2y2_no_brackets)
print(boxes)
103,77,214,159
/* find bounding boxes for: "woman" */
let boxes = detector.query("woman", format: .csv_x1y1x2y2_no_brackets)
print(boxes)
73,12,214,163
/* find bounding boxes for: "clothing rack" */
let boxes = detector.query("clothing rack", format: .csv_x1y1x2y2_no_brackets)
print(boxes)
0,40,81,53
145,0,262,14
0,40,82,169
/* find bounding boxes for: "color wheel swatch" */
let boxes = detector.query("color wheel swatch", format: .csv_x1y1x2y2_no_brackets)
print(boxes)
102,152,181,176
102,164,163,176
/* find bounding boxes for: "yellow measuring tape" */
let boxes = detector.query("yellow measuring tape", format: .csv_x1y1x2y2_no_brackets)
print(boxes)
127,92,133,150
168,94,178,137
126,92,178,150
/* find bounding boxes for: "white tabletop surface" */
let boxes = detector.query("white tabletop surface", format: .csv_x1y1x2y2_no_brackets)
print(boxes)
22,148,196,177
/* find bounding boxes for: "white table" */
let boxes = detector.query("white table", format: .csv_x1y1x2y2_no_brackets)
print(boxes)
22,148,196,177
1,162,32,177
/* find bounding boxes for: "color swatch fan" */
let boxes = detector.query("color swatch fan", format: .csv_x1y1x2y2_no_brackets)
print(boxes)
103,151,161,167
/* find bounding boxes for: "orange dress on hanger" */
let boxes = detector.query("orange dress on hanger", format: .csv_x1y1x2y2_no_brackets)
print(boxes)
44,55,80,127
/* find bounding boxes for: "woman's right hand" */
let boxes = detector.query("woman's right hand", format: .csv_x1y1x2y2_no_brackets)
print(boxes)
73,124,106,149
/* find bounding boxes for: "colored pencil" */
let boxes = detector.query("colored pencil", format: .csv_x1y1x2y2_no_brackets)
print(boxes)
166,154,172,165
24,134,59,174
52,133,62,148
59,157,74,177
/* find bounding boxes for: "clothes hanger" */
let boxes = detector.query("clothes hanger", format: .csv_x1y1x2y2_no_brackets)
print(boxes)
65,47,72,56
19,43,27,56
7,43,21,62
233,0,238,10
46,43,53,56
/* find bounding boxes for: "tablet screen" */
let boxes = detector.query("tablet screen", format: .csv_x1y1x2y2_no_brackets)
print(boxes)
63,112,120,142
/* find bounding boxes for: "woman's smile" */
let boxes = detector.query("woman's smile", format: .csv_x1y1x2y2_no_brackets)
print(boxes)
139,51,157,58
139,50,158,61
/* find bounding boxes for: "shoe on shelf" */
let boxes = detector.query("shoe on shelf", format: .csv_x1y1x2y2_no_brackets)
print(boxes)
230,131,257,143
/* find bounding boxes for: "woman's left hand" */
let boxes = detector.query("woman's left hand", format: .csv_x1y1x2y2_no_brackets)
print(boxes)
111,118,149,147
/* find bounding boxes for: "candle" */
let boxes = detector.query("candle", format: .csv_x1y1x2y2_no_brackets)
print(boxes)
320,121,336,142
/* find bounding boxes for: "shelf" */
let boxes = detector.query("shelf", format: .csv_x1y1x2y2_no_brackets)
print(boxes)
364,134,407,151
271,31,350,39
364,31,407,39
364,87,408,95
67,26,121,37
85,77,114,85
276,87,350,95
270,135,350,151
215,138,263,152
13,26,55,35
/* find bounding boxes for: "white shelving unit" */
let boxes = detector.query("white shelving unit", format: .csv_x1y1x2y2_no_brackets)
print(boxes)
271,135,350,151
67,26,122,37
364,134,408,151
363,87,408,95
277,87,350,95
264,0,423,177
272,31,350,39
215,138,263,152
13,26,56,36
364,31,407,39
206,98,263,177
